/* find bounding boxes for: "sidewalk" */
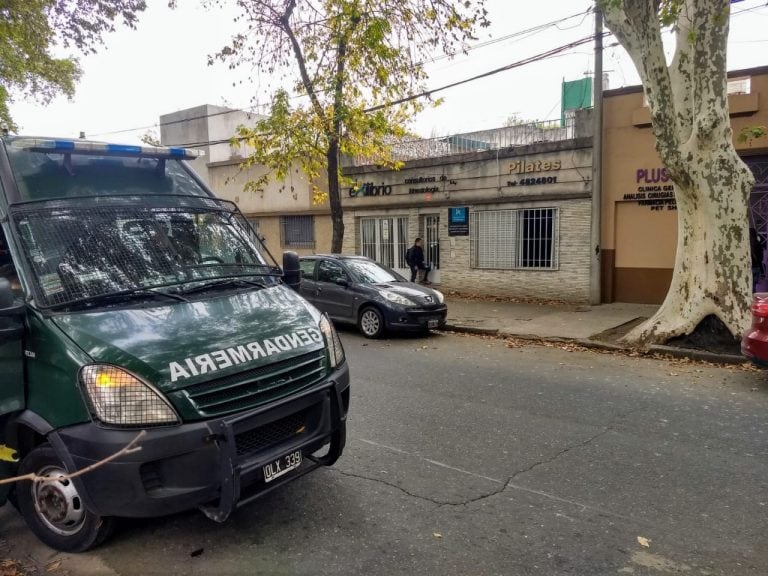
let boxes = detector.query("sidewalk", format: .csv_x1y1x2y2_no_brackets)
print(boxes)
442,297,747,364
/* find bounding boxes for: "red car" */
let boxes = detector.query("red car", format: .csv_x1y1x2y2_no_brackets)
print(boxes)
742,293,768,365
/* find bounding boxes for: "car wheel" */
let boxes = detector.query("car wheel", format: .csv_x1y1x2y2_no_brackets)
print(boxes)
16,444,115,552
358,306,385,339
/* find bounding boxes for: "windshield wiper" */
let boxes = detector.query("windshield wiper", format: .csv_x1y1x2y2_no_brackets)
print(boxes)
178,277,267,296
53,287,188,311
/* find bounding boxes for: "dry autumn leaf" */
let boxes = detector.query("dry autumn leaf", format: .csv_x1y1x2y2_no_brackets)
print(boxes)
637,536,651,548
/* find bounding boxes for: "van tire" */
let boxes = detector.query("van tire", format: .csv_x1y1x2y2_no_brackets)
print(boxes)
16,444,115,552
358,306,385,339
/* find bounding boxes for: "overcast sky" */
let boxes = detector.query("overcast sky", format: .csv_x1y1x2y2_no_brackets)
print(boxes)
9,0,768,143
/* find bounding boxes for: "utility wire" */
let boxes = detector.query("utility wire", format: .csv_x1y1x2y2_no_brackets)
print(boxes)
88,9,595,138
87,3,766,142
170,33,605,149
365,33,605,113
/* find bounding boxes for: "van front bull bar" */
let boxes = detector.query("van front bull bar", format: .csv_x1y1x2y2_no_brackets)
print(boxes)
198,380,347,523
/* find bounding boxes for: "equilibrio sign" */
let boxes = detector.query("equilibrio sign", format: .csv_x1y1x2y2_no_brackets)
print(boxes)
348,182,393,197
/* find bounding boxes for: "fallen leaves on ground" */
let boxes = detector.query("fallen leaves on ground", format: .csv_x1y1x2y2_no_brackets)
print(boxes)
450,330,759,372
637,536,651,548
1,559,28,576
444,291,568,307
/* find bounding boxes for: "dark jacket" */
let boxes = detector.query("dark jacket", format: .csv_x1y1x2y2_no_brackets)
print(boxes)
408,245,425,267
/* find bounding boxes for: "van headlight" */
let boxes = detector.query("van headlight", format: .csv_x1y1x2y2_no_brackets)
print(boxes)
80,365,179,427
319,314,345,368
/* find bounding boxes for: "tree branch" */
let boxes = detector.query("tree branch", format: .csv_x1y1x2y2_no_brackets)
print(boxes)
0,430,146,486
669,0,695,145
602,0,684,177
280,0,328,129
690,0,730,140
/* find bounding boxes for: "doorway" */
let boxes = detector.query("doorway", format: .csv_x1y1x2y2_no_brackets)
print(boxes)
360,216,410,277
421,214,441,284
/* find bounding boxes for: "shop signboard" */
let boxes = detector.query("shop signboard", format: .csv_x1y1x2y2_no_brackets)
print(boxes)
448,207,469,236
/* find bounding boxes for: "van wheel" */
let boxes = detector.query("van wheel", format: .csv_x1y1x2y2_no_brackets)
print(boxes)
16,444,115,552
358,307,384,339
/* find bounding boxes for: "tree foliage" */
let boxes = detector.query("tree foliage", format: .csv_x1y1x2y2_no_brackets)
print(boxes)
599,0,755,343
210,0,489,252
0,0,146,130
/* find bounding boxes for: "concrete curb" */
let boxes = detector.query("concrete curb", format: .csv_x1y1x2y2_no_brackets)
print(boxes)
648,344,748,365
442,324,499,336
575,339,630,353
442,323,748,365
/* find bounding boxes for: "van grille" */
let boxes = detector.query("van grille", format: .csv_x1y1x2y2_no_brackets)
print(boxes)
183,350,327,417
235,409,310,456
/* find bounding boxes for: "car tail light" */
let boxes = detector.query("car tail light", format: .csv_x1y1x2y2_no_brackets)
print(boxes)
752,293,768,318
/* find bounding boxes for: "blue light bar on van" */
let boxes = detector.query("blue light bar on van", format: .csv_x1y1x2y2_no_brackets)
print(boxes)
9,138,205,159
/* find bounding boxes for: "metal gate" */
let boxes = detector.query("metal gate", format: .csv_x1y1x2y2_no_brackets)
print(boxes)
360,216,409,276
422,214,440,283
747,156,768,291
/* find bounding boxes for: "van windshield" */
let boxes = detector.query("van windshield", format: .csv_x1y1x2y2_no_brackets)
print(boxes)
9,196,280,309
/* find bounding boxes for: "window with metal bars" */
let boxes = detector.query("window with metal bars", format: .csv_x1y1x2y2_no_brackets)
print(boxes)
280,216,315,248
359,216,409,269
471,208,558,270
246,217,260,235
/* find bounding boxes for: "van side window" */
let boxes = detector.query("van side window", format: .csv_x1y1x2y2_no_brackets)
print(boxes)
0,226,18,284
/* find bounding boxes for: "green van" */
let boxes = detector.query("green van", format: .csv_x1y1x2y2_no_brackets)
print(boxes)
0,136,349,551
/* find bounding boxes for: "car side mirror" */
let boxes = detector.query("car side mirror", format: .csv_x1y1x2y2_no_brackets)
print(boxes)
334,277,349,288
0,278,24,344
282,251,302,291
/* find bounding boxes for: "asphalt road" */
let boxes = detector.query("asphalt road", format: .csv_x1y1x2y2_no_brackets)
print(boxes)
2,331,768,576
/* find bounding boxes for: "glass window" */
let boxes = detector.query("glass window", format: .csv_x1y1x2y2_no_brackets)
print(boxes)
10,199,279,308
6,145,208,202
359,216,409,268
0,225,18,286
280,216,314,248
299,259,316,280
471,208,558,270
344,259,404,283
317,260,347,283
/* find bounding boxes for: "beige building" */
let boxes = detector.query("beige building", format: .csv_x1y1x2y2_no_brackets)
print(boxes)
160,105,333,257
340,115,594,300
601,65,768,304
160,105,595,302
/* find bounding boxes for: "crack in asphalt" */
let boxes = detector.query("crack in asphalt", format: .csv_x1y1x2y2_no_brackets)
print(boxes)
330,468,445,506
331,415,636,508
332,407,648,509
507,426,613,483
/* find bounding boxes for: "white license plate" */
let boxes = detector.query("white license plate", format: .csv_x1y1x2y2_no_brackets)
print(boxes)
428,319,439,328
263,450,302,483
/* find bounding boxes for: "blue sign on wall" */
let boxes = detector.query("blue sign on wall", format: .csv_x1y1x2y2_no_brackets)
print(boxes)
448,207,469,236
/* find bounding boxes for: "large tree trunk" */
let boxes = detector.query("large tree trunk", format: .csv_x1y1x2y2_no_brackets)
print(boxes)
625,147,754,343
326,137,345,253
603,0,755,345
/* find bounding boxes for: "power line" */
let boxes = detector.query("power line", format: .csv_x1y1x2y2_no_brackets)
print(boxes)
88,9,596,139
423,8,593,65
365,33,604,113
87,3,767,142
167,33,604,149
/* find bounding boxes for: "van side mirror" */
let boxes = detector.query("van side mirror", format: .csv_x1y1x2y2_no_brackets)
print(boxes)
282,251,301,291
0,278,24,344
